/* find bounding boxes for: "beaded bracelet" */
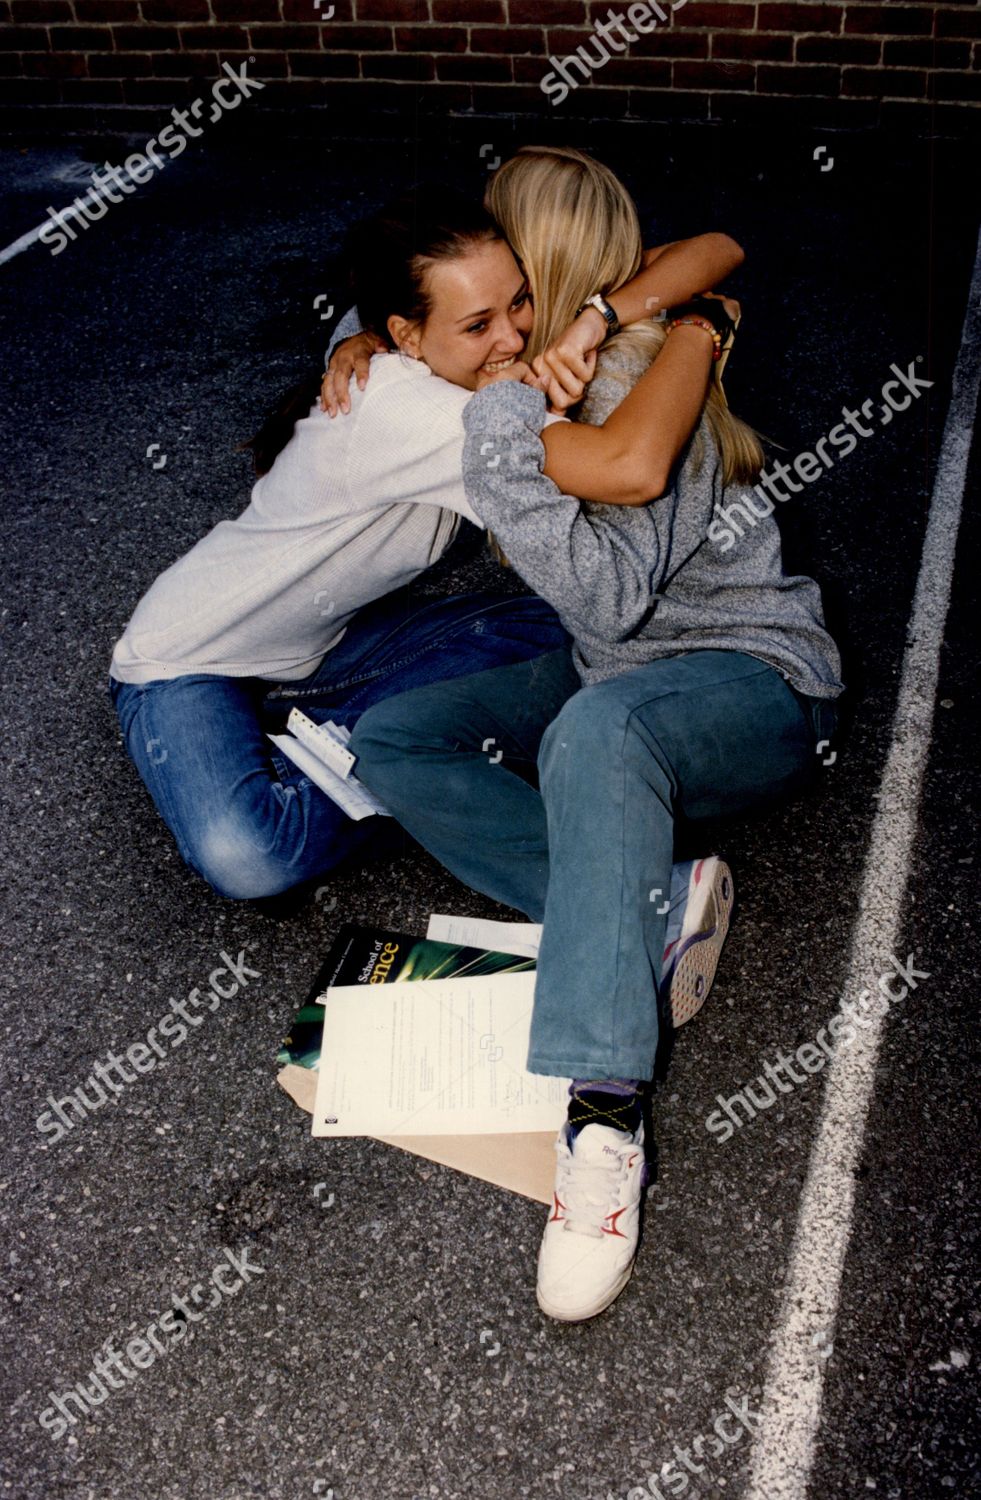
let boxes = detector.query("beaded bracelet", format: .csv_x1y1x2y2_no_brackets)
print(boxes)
666,315,724,361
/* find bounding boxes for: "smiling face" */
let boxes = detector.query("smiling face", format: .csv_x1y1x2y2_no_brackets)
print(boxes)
386,237,533,391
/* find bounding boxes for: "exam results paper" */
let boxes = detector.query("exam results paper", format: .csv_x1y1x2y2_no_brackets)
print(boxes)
312,972,570,1137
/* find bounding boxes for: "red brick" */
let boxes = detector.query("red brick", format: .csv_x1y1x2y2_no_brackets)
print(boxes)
88,51,154,75
433,0,502,17
222,49,289,73
680,4,757,29
936,7,981,38
247,22,323,45
883,37,969,68
757,4,843,33
356,0,430,19
713,31,794,59
597,54,672,83
112,25,181,47
22,50,88,76
394,23,466,50
10,0,70,18
843,6,932,34
153,50,223,74
141,0,211,20
587,0,678,20
640,30,709,56
436,51,511,79
842,65,926,94
548,26,600,51
179,24,251,47
513,0,583,19
472,25,541,53
362,49,434,76
674,58,755,88
50,25,117,48
932,69,981,99
212,0,280,16
0,26,50,50
796,34,879,61
282,0,355,15
757,61,840,90
322,23,394,47
74,0,139,17
288,50,359,72
0,54,20,72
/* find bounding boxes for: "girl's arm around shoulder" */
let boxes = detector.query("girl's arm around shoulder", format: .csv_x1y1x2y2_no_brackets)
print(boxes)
537,323,716,506
462,381,671,641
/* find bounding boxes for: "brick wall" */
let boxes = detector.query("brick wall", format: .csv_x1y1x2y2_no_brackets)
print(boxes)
2,0,978,134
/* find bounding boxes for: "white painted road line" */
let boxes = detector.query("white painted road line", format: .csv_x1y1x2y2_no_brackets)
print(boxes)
744,224,981,1500
0,167,143,268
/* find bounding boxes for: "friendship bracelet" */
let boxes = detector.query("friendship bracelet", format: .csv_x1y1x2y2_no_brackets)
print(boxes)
666,315,724,361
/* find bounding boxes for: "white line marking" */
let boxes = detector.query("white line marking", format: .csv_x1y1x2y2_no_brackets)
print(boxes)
0,169,142,268
744,223,981,1500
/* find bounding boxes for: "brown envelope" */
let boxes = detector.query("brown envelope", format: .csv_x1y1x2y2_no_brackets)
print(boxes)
277,1063,556,1205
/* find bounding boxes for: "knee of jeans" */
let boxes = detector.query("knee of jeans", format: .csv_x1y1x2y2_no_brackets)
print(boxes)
538,686,628,778
188,815,293,901
351,699,455,783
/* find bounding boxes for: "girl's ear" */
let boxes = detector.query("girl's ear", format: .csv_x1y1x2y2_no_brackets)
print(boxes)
387,313,423,358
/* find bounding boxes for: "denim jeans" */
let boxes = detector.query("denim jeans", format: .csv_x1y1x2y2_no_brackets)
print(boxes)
350,648,837,1081
109,587,568,900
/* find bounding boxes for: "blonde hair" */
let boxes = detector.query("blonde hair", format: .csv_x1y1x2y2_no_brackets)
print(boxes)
486,144,764,488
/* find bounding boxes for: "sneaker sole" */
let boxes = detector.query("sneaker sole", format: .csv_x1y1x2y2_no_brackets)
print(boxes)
536,1258,636,1323
668,858,735,1028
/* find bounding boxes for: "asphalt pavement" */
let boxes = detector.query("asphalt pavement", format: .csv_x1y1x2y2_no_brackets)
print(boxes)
0,120,978,1500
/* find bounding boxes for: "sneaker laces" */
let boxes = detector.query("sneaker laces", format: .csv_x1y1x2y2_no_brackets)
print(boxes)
560,1154,626,1239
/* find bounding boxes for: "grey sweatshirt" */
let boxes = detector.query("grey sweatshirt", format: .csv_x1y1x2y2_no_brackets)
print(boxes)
461,354,843,699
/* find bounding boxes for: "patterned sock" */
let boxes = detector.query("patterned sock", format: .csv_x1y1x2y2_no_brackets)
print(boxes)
567,1077,644,1139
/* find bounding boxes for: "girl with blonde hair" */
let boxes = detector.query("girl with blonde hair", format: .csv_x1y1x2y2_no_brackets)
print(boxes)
347,146,843,1322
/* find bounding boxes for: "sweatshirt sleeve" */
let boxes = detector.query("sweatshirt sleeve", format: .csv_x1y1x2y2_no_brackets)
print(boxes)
462,381,675,643
324,305,364,367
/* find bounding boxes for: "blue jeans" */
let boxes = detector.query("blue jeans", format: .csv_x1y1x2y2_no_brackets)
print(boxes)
350,648,837,1081
109,587,568,900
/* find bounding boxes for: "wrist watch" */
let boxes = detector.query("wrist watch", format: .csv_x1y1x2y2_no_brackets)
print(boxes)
578,292,620,338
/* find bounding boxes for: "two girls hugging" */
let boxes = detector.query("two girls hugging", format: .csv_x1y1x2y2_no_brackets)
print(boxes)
110,146,842,1322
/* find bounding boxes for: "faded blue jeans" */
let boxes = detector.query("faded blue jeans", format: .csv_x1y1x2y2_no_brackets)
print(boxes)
350,648,837,1081
109,587,568,900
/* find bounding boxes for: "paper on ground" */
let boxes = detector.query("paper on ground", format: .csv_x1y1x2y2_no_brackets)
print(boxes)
267,732,389,821
312,972,569,1136
426,913,542,960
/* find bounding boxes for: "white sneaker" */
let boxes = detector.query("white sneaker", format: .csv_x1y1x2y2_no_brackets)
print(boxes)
661,856,735,1027
536,1121,647,1322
